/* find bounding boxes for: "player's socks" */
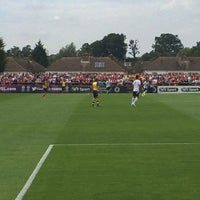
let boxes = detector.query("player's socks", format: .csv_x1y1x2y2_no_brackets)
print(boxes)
96,99,100,106
133,97,138,104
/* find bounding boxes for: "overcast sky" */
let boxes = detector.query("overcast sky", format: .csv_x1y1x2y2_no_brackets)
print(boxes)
0,0,199,56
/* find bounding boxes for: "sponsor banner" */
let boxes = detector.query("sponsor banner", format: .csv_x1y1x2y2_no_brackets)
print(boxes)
0,84,42,93
0,83,167,93
0,84,93,93
0,84,130,93
157,86,200,93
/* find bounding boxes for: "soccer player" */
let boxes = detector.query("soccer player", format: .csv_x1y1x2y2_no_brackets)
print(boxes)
92,78,100,107
61,78,67,94
42,79,49,98
105,78,112,94
131,74,141,107
141,78,149,96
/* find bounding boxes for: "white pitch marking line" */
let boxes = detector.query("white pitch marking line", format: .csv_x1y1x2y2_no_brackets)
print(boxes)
15,144,54,200
53,143,200,146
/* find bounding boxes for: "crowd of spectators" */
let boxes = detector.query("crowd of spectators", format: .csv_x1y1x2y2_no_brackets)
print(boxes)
0,72,200,86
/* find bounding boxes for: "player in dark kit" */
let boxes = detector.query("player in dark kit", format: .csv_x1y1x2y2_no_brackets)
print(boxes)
42,79,49,98
92,78,100,107
61,78,67,94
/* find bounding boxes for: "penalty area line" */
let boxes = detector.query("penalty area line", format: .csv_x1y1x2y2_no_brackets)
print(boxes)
15,144,54,200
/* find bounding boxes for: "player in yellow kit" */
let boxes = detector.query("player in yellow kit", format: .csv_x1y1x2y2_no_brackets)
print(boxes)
61,78,66,94
42,79,49,98
92,78,100,107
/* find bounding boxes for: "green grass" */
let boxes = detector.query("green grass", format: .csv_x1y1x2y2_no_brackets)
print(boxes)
0,93,200,200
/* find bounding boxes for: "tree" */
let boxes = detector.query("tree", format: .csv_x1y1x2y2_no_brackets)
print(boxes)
6,46,21,57
0,38,6,72
90,40,104,57
177,42,200,57
128,39,140,60
48,54,57,66
102,33,127,60
78,43,91,56
141,51,158,61
89,33,127,60
152,33,183,56
32,40,48,67
177,47,192,57
21,45,32,57
190,42,200,56
57,42,77,58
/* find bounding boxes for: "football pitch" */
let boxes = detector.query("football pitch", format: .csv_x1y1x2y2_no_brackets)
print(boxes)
0,93,200,200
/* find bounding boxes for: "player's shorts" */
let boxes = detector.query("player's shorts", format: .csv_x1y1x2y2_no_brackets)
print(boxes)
133,91,139,98
143,87,147,91
93,90,98,98
62,86,66,92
